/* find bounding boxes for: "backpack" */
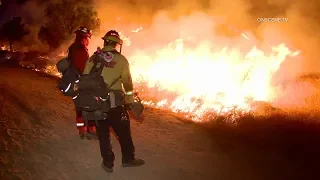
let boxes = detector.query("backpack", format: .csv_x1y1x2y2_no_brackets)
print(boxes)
56,43,83,97
75,49,125,121
73,56,109,119
56,57,80,97
56,48,121,121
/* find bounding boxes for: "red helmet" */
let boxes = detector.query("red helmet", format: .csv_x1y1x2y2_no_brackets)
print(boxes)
74,26,92,39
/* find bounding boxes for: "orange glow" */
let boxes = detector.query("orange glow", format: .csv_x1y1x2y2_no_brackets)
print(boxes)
40,14,301,122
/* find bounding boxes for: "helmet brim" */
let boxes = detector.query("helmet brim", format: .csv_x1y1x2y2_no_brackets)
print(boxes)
102,36,123,45
75,31,91,39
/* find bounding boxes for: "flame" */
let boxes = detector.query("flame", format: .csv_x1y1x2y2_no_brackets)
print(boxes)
38,16,302,122
125,38,299,121
131,27,143,33
57,51,68,57
0,45,9,51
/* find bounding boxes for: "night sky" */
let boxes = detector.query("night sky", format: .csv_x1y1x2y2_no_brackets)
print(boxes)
0,0,29,24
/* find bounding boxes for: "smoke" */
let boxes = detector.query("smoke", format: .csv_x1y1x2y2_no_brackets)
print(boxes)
258,0,320,80
90,0,320,80
0,0,315,110
85,0,320,110
4,0,319,78
20,1,49,52
0,0,49,52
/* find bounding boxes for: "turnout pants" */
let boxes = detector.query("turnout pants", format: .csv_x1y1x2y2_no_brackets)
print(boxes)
97,106,135,167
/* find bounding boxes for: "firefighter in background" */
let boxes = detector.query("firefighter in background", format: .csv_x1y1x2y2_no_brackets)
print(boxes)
68,26,97,140
83,30,145,172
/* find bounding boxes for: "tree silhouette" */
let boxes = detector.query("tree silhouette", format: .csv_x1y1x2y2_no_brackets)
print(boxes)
38,25,61,50
0,16,29,51
38,0,100,50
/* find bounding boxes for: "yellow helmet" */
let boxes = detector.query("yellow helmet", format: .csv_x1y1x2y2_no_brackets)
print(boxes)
102,30,123,45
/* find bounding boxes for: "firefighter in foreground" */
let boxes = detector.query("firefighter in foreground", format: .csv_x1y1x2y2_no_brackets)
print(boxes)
83,30,145,172
68,26,98,140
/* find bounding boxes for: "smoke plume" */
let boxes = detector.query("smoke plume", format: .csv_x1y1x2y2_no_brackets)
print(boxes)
7,0,320,78
91,0,320,80
19,0,49,52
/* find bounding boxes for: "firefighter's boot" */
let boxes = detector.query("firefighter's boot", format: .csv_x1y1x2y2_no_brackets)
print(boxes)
86,125,98,140
101,162,113,173
122,158,145,167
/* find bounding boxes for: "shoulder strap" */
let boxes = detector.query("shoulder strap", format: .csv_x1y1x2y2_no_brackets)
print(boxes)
106,50,121,89
64,44,80,77
88,54,105,77
67,45,72,65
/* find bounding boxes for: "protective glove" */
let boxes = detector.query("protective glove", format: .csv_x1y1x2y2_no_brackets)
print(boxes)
128,110,145,123
125,93,145,122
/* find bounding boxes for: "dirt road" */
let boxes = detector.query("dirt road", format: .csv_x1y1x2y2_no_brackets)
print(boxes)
0,66,217,180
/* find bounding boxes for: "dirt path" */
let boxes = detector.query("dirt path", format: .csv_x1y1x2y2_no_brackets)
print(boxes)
0,66,219,180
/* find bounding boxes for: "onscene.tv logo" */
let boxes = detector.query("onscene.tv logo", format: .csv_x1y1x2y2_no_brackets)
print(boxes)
257,18,289,22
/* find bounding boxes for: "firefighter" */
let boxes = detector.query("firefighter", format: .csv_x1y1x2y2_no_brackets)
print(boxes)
68,26,97,140
83,30,145,172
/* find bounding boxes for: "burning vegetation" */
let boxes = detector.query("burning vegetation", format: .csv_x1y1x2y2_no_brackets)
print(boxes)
21,23,301,123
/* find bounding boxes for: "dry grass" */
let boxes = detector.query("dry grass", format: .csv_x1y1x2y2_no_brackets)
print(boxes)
199,111,320,179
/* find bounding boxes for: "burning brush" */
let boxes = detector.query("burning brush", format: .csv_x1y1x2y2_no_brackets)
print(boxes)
16,18,303,123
